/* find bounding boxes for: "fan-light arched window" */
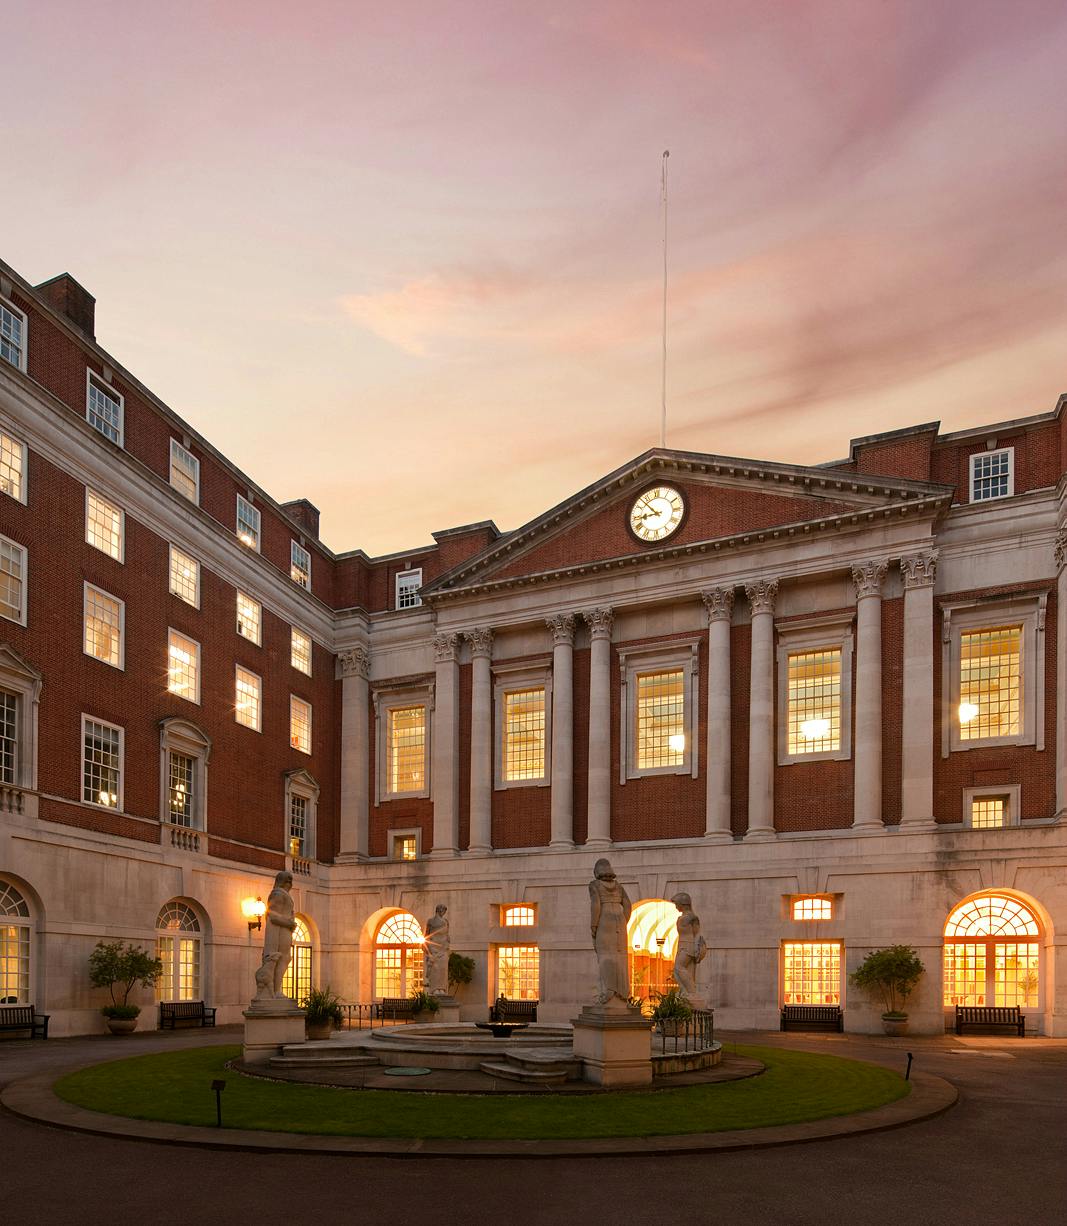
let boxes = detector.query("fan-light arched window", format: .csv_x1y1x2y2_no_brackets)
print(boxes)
156,900,202,1002
944,894,1041,1008
627,899,679,1001
374,911,424,998
0,881,32,1004
281,915,313,1005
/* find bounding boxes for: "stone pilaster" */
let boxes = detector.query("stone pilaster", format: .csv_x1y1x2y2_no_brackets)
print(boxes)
851,560,888,831
431,632,461,856
744,579,778,840
899,551,938,829
701,588,734,842
1056,528,1067,818
338,646,370,860
467,627,494,855
546,613,576,849
584,608,614,848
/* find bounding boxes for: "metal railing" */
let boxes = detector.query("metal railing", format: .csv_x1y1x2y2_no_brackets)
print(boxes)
338,1003,419,1030
651,1009,715,1054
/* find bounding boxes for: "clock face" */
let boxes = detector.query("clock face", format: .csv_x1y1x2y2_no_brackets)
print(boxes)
629,485,685,542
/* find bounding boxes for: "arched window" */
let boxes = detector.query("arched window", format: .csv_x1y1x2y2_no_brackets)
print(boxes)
627,899,679,1001
374,911,424,998
156,901,202,1002
281,915,313,1005
0,881,32,1003
944,894,1041,1008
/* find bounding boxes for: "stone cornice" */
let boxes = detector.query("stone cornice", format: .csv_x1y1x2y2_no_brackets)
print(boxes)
745,579,779,616
900,550,938,589
850,559,888,600
546,613,576,646
701,587,735,624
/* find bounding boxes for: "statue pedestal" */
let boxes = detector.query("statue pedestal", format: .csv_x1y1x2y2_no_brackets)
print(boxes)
242,999,306,1065
429,994,461,1023
571,1001,652,1087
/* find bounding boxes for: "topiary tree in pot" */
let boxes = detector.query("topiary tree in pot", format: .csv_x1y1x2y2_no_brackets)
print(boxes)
850,945,925,1036
88,940,164,1035
447,952,475,993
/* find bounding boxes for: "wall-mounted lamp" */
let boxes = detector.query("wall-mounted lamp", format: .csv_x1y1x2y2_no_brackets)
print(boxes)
242,897,266,932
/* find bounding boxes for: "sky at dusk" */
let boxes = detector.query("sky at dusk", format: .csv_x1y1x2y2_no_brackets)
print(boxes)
7,1,1067,556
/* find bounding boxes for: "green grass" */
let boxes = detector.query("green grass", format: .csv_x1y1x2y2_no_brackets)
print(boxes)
54,1044,908,1140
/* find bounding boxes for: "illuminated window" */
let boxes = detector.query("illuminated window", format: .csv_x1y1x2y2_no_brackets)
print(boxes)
291,627,312,675
503,688,545,782
636,670,685,769
970,796,1006,829
0,880,32,1004
168,545,199,607
959,627,1021,741
387,706,426,795
167,752,195,826
86,372,123,445
290,696,312,754
970,448,1013,502
792,897,832,922
235,667,262,731
288,794,307,855
0,297,26,370
374,911,424,998
281,916,313,1005
290,540,311,589
0,691,16,785
627,899,680,1001
167,630,200,704
944,894,1040,1008
782,942,841,1005
156,901,201,1003
497,945,540,1000
86,491,123,561
0,649,41,792
396,569,422,610
787,650,841,754
83,584,123,668
392,835,418,861
502,905,535,927
236,591,261,645
169,439,199,503
0,431,26,502
159,717,210,831
236,495,260,550
284,768,318,861
0,537,26,625
621,645,699,781
82,716,122,808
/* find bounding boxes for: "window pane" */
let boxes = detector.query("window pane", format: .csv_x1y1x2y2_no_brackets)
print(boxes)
167,631,199,702
0,690,17,785
289,794,308,855
291,627,312,675
84,587,122,667
497,945,540,1000
83,719,121,806
396,569,422,609
994,943,1039,1007
0,432,25,501
635,670,684,769
504,688,545,781
970,797,1006,829
971,450,1011,501
782,942,840,1005
167,752,195,826
169,440,199,502
169,546,199,606
87,375,122,444
237,592,261,644
388,706,425,793
235,668,261,730
291,541,311,588
787,649,841,753
282,937,312,1005
944,895,1040,938
393,836,417,861
236,496,260,549
0,301,25,369
960,627,1021,740
86,492,123,560
943,942,987,1006
792,897,832,921
290,696,312,754
0,538,25,622
0,922,30,1003
502,905,535,927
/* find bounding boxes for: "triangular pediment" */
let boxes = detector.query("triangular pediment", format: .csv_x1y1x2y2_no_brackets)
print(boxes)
424,448,951,600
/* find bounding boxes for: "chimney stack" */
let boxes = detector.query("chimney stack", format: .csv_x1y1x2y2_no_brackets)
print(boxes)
282,499,320,539
35,273,96,339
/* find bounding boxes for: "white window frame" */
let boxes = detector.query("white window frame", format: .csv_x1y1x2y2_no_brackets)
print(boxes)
167,629,201,705
0,534,28,626
618,637,700,783
0,430,27,503
81,714,124,811
493,659,552,790
235,665,263,732
236,495,261,552
159,717,211,832
395,568,423,610
285,768,319,863
0,643,43,795
374,685,434,803
85,370,124,446
0,294,27,372
942,596,1044,756
85,489,125,563
289,694,312,755
780,939,844,1007
236,591,262,645
169,439,200,504
291,626,312,676
290,540,311,589
501,903,538,928
969,447,1014,503
389,828,422,861
82,582,125,671
168,545,200,608
776,613,855,765
962,784,1021,830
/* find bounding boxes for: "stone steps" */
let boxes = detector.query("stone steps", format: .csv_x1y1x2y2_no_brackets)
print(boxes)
479,1048,582,1085
271,1044,380,1070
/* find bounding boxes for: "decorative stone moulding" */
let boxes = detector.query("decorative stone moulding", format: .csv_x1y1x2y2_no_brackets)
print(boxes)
744,578,779,616
900,550,938,589
583,607,615,639
338,646,370,678
433,632,461,663
546,613,576,646
701,587,734,623
466,627,494,658
1054,526,1067,571
851,559,888,599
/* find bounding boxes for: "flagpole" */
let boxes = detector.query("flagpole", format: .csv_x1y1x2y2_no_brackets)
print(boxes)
661,149,669,449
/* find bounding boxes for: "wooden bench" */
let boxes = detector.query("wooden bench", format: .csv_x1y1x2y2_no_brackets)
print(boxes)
0,1005,49,1039
158,1000,216,1029
490,997,538,1024
955,1005,1025,1037
374,997,417,1021
780,1004,843,1032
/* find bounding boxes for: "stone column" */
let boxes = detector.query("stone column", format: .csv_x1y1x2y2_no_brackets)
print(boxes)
744,579,778,840
584,608,614,848
338,646,370,860
899,551,938,828
547,613,576,849
467,627,494,855
1055,528,1067,817
431,632,461,857
851,560,888,831
702,588,734,842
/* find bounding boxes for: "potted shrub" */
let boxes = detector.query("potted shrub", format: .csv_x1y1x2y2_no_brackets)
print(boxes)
88,940,163,1035
850,945,925,1036
650,988,693,1036
304,986,343,1040
447,952,475,994
409,989,441,1021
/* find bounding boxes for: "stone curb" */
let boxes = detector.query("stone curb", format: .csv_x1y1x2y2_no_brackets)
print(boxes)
1,1066,957,1159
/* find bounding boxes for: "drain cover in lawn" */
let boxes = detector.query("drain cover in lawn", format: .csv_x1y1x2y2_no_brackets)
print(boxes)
382,1066,432,1076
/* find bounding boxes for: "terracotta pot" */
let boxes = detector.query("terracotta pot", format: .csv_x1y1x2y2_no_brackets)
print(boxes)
105,1016,139,1035
306,1021,334,1041
881,1016,909,1037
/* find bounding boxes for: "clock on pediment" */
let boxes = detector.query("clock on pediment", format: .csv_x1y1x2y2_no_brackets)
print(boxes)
628,484,686,543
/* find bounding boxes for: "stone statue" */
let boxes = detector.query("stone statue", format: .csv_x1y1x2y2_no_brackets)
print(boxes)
589,859,632,1005
424,903,450,995
671,891,708,1006
254,870,296,1000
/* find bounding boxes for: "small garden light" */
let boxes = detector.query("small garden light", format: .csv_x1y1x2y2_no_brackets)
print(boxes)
210,1078,226,1126
242,897,266,932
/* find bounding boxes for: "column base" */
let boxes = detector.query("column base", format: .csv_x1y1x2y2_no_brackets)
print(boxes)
334,850,368,864
898,817,939,833
744,827,776,842
549,839,575,850
703,830,734,844
465,843,493,857
428,847,459,859
571,1001,652,1087
584,838,612,850
850,821,886,835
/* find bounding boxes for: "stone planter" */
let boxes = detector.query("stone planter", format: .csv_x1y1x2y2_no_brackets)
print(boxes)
881,1015,909,1037
306,1021,334,1041
413,1010,441,1024
104,1016,139,1035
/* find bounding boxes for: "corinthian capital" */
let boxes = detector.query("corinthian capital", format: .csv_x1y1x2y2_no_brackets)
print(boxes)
583,607,614,640
433,632,461,663
339,646,370,679
701,587,735,624
899,550,938,590
546,613,576,646
851,559,888,600
744,578,779,617
466,627,494,659
1055,525,1067,572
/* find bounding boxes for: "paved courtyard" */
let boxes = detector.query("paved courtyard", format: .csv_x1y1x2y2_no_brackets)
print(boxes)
2,1027,1064,1226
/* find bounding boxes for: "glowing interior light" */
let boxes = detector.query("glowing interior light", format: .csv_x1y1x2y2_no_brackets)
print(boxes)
98,790,117,806
800,718,831,740
668,733,686,753
239,533,254,547
958,702,979,725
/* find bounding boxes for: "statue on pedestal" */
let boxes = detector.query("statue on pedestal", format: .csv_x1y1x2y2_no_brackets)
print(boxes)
254,870,296,1002
424,903,450,995
671,891,708,1006
589,859,633,1005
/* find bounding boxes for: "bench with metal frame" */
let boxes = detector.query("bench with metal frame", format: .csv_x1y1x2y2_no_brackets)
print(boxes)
0,1005,49,1039
955,1005,1025,1036
158,1000,217,1029
374,997,417,1021
780,1004,843,1032
490,996,538,1024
